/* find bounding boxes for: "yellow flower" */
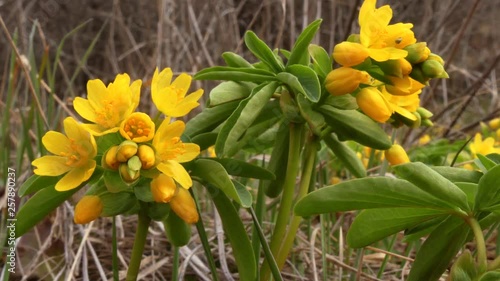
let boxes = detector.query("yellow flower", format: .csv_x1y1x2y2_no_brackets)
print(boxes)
137,145,157,169
116,140,138,162
332,42,371,67
380,86,420,121
356,87,393,123
418,134,431,146
152,68,204,117
325,67,371,96
385,76,425,96
469,133,500,157
489,118,500,130
169,187,199,224
152,118,200,188
385,144,410,165
151,173,177,203
207,146,216,158
74,195,103,224
74,73,142,136
32,117,97,191
119,112,155,143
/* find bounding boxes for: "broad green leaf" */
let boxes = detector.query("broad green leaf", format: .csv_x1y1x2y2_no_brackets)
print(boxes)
146,202,170,221
164,211,191,247
184,99,241,138
477,154,497,171
263,122,290,198
222,52,254,68
16,184,80,237
323,94,358,110
393,162,470,212
479,271,500,281
195,66,276,83
96,132,123,155
323,133,366,178
475,164,500,211
210,189,256,281
319,105,392,150
191,132,217,152
18,174,59,197
282,65,321,102
296,94,325,135
403,216,445,242
347,208,446,248
244,31,284,73
449,250,477,281
486,153,500,164
408,216,469,281
216,82,278,158
431,166,483,184
100,191,137,217
192,159,252,208
456,182,478,210
134,183,154,202
294,177,456,217
208,81,254,107
287,19,322,66
308,44,332,79
206,158,275,180
104,170,131,193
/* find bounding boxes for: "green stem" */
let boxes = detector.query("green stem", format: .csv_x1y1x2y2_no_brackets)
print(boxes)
467,217,487,272
260,123,304,281
376,234,397,278
126,212,151,281
172,246,180,280
252,155,267,276
112,216,119,281
275,136,317,269
487,255,500,271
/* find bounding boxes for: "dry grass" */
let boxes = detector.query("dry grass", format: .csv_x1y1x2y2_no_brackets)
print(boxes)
1,0,500,280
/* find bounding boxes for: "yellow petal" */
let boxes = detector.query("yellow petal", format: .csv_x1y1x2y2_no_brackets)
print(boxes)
32,156,71,176
42,131,71,155
333,42,370,67
359,0,376,27
150,174,177,203
175,143,200,163
170,187,199,224
368,47,408,62
73,97,98,123
167,89,204,117
394,107,417,121
82,124,120,136
86,79,108,109
55,160,96,191
130,79,142,110
157,161,192,189
171,73,192,98
74,195,103,224
153,119,183,149
356,87,393,123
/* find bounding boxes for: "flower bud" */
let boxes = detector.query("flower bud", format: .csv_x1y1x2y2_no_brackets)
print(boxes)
421,59,448,78
170,187,199,224
151,173,177,203
489,118,500,130
416,107,434,119
119,163,140,183
325,67,370,96
332,42,370,67
419,134,431,146
404,42,430,64
385,144,410,165
356,87,393,123
103,145,119,170
409,65,429,85
137,145,156,169
116,140,138,162
74,195,103,224
427,53,445,65
119,112,155,143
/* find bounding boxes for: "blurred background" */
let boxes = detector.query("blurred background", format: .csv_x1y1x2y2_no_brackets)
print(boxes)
1,0,499,280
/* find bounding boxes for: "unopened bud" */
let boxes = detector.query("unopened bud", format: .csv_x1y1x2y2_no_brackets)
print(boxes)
103,146,119,170
404,42,430,64
356,87,393,123
325,67,370,96
170,187,199,224
74,195,103,224
332,42,370,67
138,145,156,169
417,107,433,119
489,118,500,130
427,53,445,66
385,144,410,165
119,163,140,183
422,59,448,78
151,174,177,203
116,140,138,162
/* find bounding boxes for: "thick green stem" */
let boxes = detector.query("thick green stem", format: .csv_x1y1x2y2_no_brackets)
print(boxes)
260,122,304,281
172,246,179,281
126,212,151,281
467,217,487,272
275,137,317,269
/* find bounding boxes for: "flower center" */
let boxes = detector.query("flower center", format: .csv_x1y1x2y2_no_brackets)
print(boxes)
95,99,119,128
123,117,152,139
163,137,186,160
169,86,185,103
61,139,90,167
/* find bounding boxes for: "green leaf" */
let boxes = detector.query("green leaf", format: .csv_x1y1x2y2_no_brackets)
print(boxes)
479,271,500,281
456,182,478,210
347,208,446,248
104,170,131,193
486,153,500,164
206,158,275,180
222,52,254,68
244,31,284,73
191,132,217,152
403,216,445,242
294,177,455,217
184,99,241,138
192,159,252,208
96,132,123,154
146,202,170,221
100,191,137,217
296,94,325,135
323,94,358,110
16,185,80,237
393,162,470,212
18,175,59,197
408,216,469,281
277,67,321,103
195,66,276,83
323,133,366,178
216,82,278,158
134,183,154,202
449,250,477,281
263,122,290,198
308,44,332,79
475,164,500,211
431,166,483,184
210,189,256,281
164,211,191,247
477,154,497,171
287,19,322,66
208,81,254,107
319,105,392,150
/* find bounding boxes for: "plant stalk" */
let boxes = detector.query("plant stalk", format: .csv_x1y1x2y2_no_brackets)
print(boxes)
126,212,151,281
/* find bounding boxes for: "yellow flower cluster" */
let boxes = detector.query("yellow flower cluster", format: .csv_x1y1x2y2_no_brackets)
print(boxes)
32,68,204,225
325,0,447,126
